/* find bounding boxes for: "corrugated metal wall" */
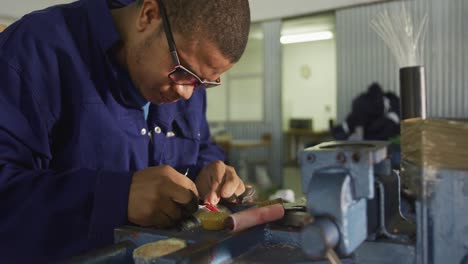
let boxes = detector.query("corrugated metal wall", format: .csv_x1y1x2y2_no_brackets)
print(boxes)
263,20,283,186
336,0,468,121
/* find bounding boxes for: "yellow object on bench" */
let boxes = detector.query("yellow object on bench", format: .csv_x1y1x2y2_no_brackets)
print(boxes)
197,211,230,230
132,238,187,264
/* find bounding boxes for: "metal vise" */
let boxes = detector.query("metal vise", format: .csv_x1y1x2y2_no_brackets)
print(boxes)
298,141,406,259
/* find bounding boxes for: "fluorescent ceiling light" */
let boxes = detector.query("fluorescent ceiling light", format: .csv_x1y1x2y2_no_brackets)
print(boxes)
280,31,334,44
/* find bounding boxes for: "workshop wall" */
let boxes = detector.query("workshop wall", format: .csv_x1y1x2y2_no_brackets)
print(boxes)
207,26,264,123
208,21,283,187
336,0,468,121
0,0,74,25
249,0,389,22
282,38,337,131
0,0,389,25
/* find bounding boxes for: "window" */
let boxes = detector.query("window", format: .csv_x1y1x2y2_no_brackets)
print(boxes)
207,24,264,122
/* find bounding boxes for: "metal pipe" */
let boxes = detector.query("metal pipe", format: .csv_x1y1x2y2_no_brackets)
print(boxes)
399,66,427,120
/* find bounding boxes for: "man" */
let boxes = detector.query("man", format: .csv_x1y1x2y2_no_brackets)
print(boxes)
331,82,400,141
0,0,250,262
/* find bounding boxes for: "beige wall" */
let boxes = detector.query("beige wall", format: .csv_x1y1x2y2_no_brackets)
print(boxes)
0,1,74,25
282,39,337,131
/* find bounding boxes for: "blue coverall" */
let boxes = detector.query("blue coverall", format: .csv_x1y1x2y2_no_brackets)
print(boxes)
0,0,224,262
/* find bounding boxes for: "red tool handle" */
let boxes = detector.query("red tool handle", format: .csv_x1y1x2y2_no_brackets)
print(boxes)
204,203,219,212
225,203,285,232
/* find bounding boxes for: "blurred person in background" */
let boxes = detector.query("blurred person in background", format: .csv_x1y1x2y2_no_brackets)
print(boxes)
331,82,400,141
331,82,401,168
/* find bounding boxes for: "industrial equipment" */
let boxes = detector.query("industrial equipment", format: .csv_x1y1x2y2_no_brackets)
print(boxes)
64,66,468,263
64,140,415,263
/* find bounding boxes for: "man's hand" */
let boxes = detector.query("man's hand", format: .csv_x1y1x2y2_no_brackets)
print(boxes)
195,161,246,205
128,165,199,227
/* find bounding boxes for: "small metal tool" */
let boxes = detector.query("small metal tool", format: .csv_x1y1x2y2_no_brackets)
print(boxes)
222,186,256,205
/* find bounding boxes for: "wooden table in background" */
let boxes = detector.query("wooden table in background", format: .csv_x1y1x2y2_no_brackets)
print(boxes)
284,129,331,165
215,138,271,163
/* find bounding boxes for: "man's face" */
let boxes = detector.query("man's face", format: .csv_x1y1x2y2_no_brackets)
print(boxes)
125,18,233,105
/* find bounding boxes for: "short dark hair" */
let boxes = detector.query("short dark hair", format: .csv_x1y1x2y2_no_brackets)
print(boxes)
137,0,250,63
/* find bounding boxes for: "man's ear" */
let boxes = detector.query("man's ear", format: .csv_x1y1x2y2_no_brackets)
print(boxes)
135,0,161,33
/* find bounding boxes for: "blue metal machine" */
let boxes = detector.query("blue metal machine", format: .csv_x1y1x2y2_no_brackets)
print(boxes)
297,131,468,264
299,141,415,263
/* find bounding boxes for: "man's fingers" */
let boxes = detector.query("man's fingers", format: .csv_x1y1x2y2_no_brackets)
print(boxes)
165,181,195,205
203,161,226,205
220,167,245,199
207,161,226,193
152,211,172,228
235,181,247,196
163,169,199,204
205,191,220,205
128,165,201,228
160,198,182,221
175,172,199,197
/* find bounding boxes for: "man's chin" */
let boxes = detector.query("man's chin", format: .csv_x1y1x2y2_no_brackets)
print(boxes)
151,97,181,105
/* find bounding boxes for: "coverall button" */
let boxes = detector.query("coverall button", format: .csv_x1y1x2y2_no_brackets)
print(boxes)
154,126,162,134
140,128,147,135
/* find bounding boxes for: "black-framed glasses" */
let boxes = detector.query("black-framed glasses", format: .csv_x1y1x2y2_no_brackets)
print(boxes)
157,0,221,90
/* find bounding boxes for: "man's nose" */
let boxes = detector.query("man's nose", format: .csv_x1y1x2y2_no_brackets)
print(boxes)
174,84,194,100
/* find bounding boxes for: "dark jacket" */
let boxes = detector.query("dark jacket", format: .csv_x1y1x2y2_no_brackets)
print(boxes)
0,0,223,262
332,83,400,140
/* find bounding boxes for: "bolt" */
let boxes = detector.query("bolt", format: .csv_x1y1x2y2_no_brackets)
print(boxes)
307,154,316,163
352,152,361,163
336,152,346,164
